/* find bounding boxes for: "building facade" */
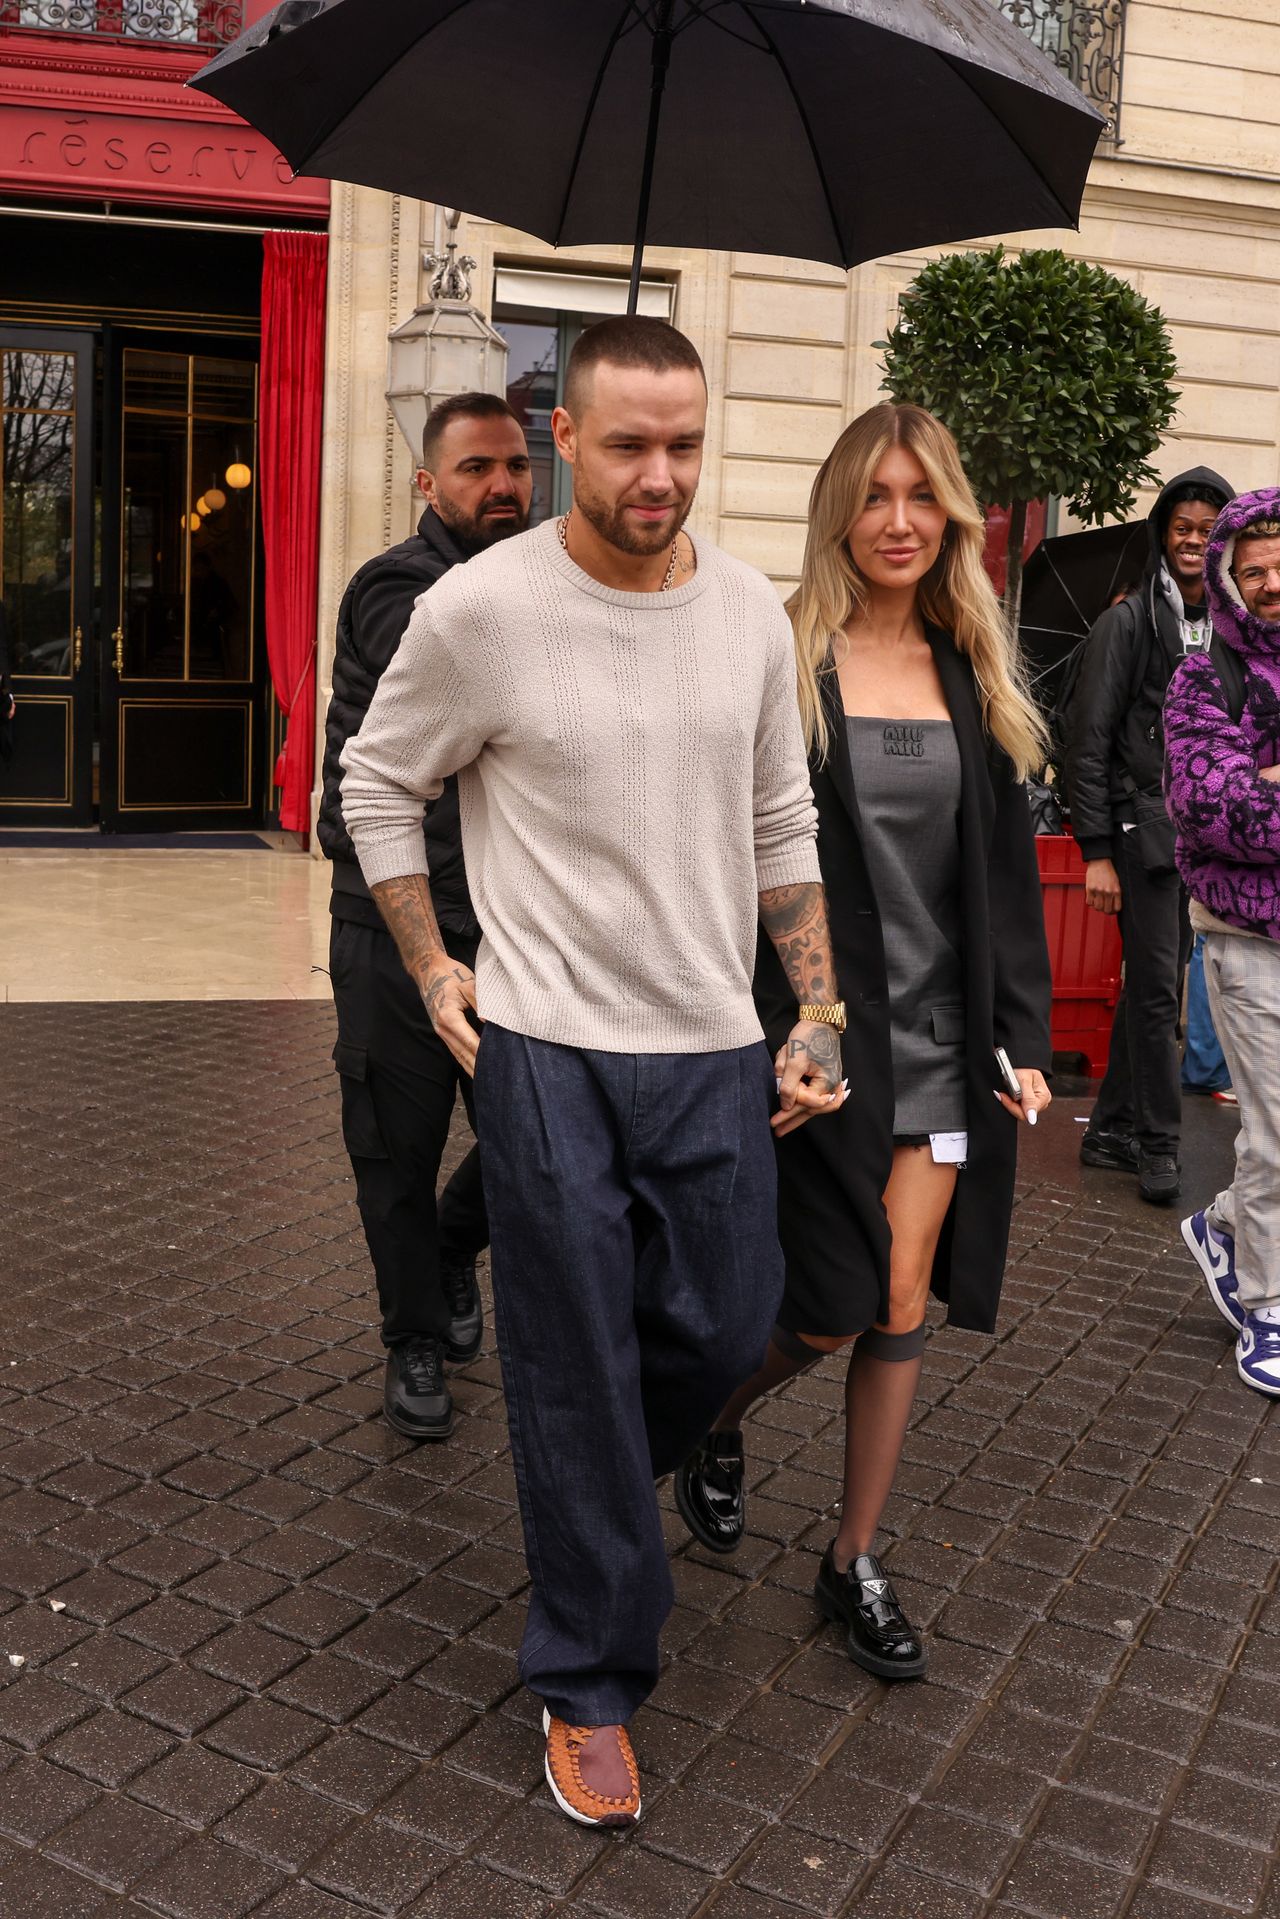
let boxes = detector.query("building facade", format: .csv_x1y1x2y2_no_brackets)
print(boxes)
0,0,328,829
3,3,1275,842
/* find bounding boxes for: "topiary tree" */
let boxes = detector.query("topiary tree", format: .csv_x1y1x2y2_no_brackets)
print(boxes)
878,246,1179,629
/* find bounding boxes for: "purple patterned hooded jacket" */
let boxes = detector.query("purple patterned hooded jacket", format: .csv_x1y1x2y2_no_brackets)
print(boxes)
1164,488,1280,939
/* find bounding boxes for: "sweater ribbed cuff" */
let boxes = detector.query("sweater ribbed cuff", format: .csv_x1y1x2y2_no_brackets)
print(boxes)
755,847,823,893
352,834,431,891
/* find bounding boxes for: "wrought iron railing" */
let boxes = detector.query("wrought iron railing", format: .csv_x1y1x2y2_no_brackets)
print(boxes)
997,0,1127,137
1,0,241,51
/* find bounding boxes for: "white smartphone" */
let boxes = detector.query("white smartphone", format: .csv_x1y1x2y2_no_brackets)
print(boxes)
994,1047,1023,1101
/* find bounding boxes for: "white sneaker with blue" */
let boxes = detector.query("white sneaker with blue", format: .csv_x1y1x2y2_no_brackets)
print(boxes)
1237,1309,1280,1397
1181,1211,1242,1330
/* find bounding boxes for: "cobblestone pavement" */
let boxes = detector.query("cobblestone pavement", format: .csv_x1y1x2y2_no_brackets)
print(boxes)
1,1001,1277,1919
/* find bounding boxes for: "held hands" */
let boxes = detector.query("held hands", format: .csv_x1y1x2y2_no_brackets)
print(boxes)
1084,858,1122,916
997,1068,1051,1126
773,1019,847,1137
419,955,483,1074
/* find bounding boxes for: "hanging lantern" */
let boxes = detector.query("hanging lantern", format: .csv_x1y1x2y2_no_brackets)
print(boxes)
203,487,227,512
225,463,253,491
386,211,508,462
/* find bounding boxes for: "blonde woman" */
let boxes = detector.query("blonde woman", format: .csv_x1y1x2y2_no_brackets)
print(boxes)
676,404,1053,1678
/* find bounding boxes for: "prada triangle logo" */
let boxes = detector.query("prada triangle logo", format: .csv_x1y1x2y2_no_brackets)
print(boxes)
863,1578,887,1596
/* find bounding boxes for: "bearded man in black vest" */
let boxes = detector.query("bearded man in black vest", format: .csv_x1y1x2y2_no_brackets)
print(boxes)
318,392,533,1437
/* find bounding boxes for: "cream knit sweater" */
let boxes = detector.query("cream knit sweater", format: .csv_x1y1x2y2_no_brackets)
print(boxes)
340,519,819,1054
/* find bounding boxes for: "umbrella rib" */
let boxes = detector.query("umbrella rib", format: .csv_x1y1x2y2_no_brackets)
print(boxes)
680,0,768,52
739,1,847,265
286,0,477,179
553,0,646,249
938,52,1086,232
1044,552,1094,635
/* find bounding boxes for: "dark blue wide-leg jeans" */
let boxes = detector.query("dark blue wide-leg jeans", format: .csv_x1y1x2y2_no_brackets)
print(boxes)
472,1024,784,1726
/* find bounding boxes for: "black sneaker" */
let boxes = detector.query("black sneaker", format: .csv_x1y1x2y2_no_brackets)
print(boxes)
674,1431,745,1554
441,1262,483,1364
814,1543,927,1680
1080,1128,1140,1173
1138,1152,1181,1207
384,1336,454,1439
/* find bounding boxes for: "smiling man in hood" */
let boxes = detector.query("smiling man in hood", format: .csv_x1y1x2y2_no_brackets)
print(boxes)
1166,489,1280,1397
1064,464,1235,1205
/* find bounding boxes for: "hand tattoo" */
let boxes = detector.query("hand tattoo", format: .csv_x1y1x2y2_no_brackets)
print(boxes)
423,966,473,1028
759,881,839,1006
787,1022,842,1095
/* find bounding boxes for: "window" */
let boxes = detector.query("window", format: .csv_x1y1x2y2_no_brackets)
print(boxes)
995,1,1127,136
120,349,257,681
1,349,77,676
493,314,580,526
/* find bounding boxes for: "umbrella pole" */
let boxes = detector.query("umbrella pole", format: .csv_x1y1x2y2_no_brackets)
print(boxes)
627,0,674,315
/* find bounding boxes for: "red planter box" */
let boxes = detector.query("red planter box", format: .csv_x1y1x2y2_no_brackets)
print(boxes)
1036,835,1122,1076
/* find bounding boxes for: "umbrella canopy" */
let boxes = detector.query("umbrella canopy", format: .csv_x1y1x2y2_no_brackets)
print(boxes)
193,0,1102,305
1020,520,1148,709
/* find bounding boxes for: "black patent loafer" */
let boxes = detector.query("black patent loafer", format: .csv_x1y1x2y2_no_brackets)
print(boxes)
1080,1129,1140,1173
674,1431,745,1554
384,1335,454,1439
815,1544,927,1680
1138,1152,1181,1207
441,1262,484,1364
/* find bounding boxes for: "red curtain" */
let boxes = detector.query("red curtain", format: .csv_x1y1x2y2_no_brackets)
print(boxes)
260,230,328,834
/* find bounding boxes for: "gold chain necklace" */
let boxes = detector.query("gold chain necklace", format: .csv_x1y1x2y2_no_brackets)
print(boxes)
557,511,679,591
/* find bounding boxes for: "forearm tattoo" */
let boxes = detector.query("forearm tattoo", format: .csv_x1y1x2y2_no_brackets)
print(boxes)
758,881,838,1005
369,873,448,988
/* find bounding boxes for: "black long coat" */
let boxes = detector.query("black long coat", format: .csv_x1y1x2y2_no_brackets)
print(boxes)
754,627,1053,1337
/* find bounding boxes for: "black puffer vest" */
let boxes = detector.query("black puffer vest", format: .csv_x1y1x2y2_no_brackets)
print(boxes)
319,509,477,938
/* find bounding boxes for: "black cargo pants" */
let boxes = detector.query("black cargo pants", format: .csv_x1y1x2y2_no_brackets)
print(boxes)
329,916,488,1346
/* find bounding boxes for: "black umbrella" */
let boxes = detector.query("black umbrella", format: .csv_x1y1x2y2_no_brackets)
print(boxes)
193,0,1102,311
1019,520,1149,709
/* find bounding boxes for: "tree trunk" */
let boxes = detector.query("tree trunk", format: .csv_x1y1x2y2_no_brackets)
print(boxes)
1002,496,1028,637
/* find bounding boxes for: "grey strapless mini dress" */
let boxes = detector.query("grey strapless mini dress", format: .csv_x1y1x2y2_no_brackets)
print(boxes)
846,718,966,1136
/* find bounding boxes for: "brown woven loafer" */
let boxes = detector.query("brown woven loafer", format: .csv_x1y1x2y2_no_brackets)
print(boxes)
542,1708,642,1827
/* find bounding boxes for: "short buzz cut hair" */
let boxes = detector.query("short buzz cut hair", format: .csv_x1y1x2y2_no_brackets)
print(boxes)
563,315,705,418
421,391,520,469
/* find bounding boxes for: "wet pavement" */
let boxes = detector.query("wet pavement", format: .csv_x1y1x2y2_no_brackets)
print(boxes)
1,999,1277,1919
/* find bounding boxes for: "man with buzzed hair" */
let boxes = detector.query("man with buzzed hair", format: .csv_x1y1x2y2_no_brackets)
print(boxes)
320,392,532,1442
341,315,846,1826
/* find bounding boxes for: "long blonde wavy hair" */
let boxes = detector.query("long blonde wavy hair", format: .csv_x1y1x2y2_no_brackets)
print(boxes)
788,402,1047,780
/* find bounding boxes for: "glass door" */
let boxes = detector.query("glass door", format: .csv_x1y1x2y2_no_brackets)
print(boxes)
0,331,95,825
99,343,264,830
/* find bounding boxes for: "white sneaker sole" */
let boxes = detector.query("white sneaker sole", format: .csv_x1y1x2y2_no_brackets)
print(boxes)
541,1707,641,1827
1181,1215,1242,1331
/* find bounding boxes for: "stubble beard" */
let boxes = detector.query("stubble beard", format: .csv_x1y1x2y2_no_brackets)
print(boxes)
574,479,692,559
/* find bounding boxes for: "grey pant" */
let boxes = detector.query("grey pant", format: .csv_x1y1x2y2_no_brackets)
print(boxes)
1203,930,1280,1312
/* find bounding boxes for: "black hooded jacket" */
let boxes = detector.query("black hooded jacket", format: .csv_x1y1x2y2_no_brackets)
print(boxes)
1064,466,1234,862
318,508,477,938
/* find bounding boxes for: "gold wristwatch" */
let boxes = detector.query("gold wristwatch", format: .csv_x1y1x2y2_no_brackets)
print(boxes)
798,1001,847,1034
